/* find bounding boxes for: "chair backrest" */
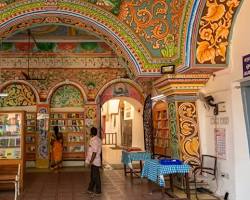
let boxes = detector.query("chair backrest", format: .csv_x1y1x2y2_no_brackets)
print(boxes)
200,154,217,178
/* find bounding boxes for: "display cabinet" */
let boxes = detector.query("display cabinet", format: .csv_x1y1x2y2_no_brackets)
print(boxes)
152,101,171,156
25,112,36,161
0,111,24,188
50,112,85,160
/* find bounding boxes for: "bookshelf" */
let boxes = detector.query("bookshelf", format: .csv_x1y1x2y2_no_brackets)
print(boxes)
50,112,85,160
25,112,37,161
153,101,171,156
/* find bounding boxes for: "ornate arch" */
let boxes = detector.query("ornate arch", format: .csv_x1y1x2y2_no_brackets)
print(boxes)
0,81,38,107
0,0,157,75
47,81,87,107
97,78,144,105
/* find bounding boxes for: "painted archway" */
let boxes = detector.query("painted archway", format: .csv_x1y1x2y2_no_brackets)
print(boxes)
0,0,244,75
0,0,148,75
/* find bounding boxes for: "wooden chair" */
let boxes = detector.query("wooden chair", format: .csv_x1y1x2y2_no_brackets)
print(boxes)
0,164,21,200
190,155,218,200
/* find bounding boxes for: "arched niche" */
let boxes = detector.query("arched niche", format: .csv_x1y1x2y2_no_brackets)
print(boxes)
98,80,144,106
49,84,85,108
0,82,37,107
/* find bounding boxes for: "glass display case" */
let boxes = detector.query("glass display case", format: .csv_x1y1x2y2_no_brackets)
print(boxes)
0,112,23,160
0,111,24,189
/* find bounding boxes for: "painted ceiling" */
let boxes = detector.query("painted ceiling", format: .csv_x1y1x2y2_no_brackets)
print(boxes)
0,0,243,76
1,25,113,53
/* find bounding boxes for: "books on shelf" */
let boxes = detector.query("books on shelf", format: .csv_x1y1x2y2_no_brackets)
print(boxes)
68,135,84,142
69,145,84,152
50,112,85,160
0,136,21,147
153,102,170,156
26,135,35,143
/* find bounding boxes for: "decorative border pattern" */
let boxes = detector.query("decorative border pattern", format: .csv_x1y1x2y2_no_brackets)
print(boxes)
177,102,200,165
0,68,127,103
143,95,154,153
168,102,180,159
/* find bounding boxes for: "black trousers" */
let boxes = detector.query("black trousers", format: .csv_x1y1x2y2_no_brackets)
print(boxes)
88,165,101,193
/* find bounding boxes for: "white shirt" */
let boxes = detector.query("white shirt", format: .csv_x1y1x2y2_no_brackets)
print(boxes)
86,135,102,167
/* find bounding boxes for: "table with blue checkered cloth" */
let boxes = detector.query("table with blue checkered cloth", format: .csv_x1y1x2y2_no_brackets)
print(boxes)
121,151,152,169
141,159,190,187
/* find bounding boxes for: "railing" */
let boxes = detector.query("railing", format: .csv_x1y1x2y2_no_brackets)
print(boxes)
102,132,117,145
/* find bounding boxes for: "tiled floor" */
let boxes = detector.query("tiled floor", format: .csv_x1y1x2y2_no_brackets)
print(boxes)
0,169,219,200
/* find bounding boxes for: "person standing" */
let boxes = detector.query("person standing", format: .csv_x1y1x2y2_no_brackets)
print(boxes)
50,126,63,170
86,127,102,195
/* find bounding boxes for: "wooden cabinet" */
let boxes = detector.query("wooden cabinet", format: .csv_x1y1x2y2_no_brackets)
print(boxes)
25,112,36,161
153,101,170,156
50,112,85,161
0,111,24,188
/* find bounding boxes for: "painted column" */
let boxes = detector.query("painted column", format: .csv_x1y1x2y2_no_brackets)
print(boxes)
36,104,50,168
154,74,210,165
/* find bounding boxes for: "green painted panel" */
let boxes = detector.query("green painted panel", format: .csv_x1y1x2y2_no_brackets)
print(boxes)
51,85,84,108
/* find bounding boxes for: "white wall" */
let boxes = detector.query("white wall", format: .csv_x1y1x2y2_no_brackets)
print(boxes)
101,98,144,165
198,1,250,199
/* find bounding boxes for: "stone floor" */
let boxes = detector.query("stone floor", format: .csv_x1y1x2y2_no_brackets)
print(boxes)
0,169,219,200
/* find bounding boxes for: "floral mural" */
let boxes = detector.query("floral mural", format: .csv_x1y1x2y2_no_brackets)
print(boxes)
50,85,84,108
0,83,36,107
119,0,189,59
196,0,241,64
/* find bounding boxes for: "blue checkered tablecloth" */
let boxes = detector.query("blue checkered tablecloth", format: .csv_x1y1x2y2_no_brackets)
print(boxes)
141,159,190,187
121,151,152,169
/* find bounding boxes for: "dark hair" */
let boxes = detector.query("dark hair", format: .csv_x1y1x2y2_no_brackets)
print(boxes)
54,126,62,140
54,126,59,134
90,127,97,136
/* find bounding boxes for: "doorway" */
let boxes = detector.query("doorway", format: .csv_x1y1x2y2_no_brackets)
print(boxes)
100,97,144,167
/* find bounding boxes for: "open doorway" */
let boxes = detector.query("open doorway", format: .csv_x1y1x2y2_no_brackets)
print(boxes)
101,97,144,168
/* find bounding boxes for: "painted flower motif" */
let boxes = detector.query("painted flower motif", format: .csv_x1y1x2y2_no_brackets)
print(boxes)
216,42,228,61
216,25,229,40
185,137,199,156
202,3,225,22
200,28,213,41
227,0,240,8
196,41,216,64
